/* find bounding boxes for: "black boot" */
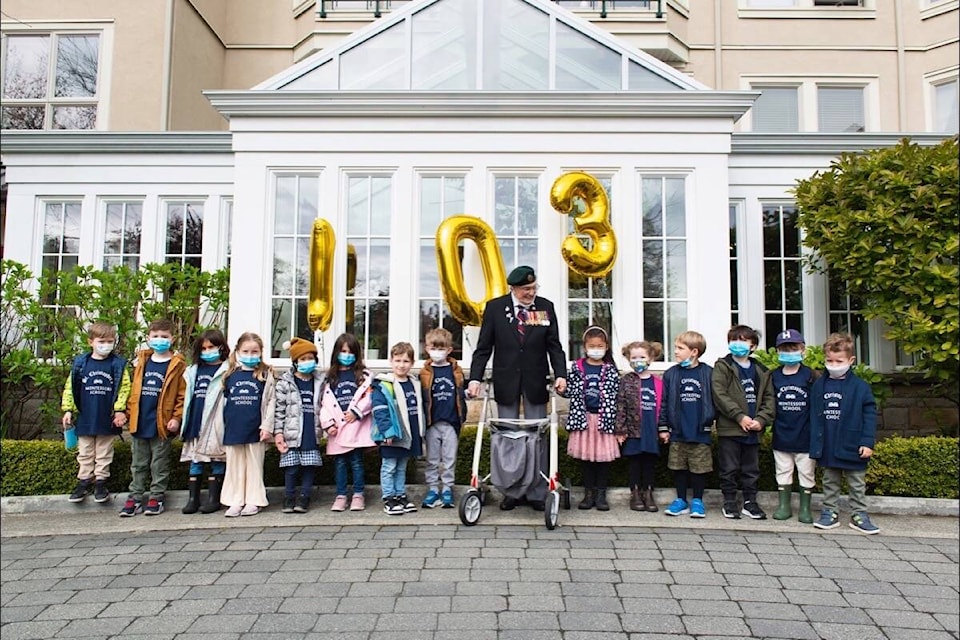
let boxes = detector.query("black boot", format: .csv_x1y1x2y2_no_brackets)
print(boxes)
182,477,201,514
578,489,596,510
199,475,223,514
595,488,609,512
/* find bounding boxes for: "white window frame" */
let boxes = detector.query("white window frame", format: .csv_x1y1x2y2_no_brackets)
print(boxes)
97,198,144,271
920,0,959,20
925,67,959,134
740,75,879,132
737,0,875,18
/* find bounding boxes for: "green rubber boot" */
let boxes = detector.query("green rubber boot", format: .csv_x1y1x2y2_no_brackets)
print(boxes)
798,489,813,524
773,485,793,520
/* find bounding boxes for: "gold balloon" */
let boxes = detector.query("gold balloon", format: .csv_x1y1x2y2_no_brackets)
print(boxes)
550,172,617,278
435,215,508,326
345,243,357,329
307,218,335,332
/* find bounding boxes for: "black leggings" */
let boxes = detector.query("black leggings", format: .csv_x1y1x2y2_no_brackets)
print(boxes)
581,460,611,490
626,453,658,488
674,470,708,500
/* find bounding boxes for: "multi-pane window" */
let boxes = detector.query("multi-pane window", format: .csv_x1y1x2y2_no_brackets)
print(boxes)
828,277,870,364
641,177,687,358
818,86,865,133
270,176,318,358
345,175,392,361
567,177,613,359
762,203,803,344
750,86,799,132
933,78,959,134
102,202,142,270
729,202,740,326
418,175,465,360
494,176,539,272
222,198,234,269
164,202,204,268
39,201,81,355
1,33,100,130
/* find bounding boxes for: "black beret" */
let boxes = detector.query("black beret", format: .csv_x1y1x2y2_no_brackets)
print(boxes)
507,265,536,286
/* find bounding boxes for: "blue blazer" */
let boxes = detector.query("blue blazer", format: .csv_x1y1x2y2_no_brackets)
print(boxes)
809,373,876,464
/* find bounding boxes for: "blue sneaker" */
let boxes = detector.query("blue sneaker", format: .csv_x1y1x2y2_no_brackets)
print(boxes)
422,489,441,509
441,488,454,509
813,509,840,530
849,512,880,535
665,498,689,516
689,498,706,518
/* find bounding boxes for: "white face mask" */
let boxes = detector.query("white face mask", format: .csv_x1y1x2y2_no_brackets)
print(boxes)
826,364,851,379
94,343,115,356
428,349,449,364
586,348,606,360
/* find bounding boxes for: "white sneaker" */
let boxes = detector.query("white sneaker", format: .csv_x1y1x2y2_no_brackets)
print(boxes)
240,505,260,516
224,505,243,517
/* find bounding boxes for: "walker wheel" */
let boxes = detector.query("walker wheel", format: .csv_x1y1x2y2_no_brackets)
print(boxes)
544,490,560,530
459,489,483,526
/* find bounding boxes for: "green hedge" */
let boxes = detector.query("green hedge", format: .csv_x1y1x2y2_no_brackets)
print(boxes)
2,434,957,499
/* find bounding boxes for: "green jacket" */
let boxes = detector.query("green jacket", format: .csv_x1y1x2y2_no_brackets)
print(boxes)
711,354,775,438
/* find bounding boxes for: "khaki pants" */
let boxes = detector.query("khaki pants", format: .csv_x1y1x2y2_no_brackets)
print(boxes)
77,434,117,480
774,450,816,489
222,443,268,508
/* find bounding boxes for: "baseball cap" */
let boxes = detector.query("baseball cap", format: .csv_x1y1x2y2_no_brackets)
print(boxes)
775,329,805,347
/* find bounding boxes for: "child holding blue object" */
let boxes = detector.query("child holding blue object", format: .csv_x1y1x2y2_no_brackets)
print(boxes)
274,337,324,514
179,329,230,514
371,342,424,516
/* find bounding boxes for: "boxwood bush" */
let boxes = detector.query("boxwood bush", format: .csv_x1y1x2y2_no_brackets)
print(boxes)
2,434,957,499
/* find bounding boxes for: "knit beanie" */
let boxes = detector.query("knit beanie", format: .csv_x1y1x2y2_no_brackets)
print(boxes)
284,337,318,362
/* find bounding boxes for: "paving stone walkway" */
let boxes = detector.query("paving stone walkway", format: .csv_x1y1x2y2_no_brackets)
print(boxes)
1,522,958,640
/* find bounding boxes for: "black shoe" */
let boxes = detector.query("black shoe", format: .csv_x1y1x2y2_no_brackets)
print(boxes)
68,480,92,503
722,500,741,519
282,496,296,513
529,500,545,512
500,497,519,511
742,501,767,520
93,480,110,503
294,495,310,513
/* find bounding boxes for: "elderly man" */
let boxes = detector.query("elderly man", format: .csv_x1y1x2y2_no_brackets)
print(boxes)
468,265,568,510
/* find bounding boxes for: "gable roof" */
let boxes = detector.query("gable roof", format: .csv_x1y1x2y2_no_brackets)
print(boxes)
255,0,706,92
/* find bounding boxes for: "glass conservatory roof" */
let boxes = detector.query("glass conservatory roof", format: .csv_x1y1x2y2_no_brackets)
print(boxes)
257,0,704,92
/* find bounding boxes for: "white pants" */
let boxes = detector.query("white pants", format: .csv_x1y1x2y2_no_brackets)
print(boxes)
774,450,816,489
221,443,268,508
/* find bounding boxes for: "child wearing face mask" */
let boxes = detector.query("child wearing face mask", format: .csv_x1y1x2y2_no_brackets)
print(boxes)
121,318,187,517
179,329,230,514
61,320,131,505
319,332,376,512
418,328,468,509
615,340,664,512
712,324,776,521
810,332,879,534
273,338,324,514
562,326,621,511
221,332,275,517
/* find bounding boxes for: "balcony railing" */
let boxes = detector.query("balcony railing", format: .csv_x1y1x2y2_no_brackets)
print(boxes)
318,0,664,19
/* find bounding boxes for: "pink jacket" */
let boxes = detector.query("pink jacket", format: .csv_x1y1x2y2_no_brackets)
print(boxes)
319,371,376,455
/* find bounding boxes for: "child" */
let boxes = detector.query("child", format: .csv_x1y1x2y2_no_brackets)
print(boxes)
419,328,468,509
371,342,424,515
768,329,818,523
221,332,275,517
810,332,879,534
319,333,375,512
563,326,620,511
615,340,663,512
179,329,230,514
121,318,187,516
61,321,131,504
274,337,323,514
712,324,775,520
658,331,715,518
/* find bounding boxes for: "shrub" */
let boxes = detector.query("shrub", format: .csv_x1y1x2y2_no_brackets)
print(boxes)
865,436,959,499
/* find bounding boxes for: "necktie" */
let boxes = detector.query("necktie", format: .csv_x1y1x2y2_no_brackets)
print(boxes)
516,307,528,341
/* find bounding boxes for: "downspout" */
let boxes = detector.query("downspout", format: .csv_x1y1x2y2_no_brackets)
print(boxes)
894,0,907,130
160,0,175,131
714,0,723,89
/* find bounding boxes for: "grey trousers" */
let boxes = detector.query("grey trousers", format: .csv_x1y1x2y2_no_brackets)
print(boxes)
821,466,868,513
129,436,171,500
424,421,458,492
496,399,547,420
495,400,548,502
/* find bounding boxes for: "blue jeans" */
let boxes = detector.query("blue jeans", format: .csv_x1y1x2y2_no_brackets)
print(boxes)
380,456,408,499
334,450,365,496
189,461,226,476
285,466,316,498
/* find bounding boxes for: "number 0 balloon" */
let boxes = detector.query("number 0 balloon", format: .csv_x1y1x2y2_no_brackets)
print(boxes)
435,215,508,327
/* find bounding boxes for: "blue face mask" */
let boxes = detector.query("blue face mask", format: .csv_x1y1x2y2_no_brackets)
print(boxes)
297,361,317,375
728,341,751,358
630,360,648,373
200,350,220,363
337,353,356,367
778,351,804,365
148,338,172,353
238,355,261,368
679,358,693,368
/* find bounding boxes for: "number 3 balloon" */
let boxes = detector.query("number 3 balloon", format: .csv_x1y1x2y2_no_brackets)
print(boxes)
551,172,617,278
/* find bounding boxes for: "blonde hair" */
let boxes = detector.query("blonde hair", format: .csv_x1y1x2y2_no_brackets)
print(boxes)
675,331,707,357
823,332,855,358
87,320,117,340
622,340,663,361
225,332,271,383
390,341,415,360
425,327,453,349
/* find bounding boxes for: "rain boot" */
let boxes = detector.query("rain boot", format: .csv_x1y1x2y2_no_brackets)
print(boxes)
629,486,644,511
773,485,793,520
644,486,658,512
181,477,201,514
798,488,813,524
595,488,609,511
199,475,223,514
578,489,596,510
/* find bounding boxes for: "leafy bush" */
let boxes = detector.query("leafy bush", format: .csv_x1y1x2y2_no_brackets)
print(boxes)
865,436,959,499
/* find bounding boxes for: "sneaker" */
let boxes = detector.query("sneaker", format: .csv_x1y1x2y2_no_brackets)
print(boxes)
294,495,310,513
813,509,840,530
422,489,442,509
398,494,417,513
849,512,880,535
741,501,767,520
722,500,741,519
119,497,142,517
93,480,110,503
282,496,296,513
68,480,92,503
665,498,689,516
240,505,260,516
384,497,405,516
225,505,243,517
441,488,454,509
350,494,365,511
331,495,348,512
689,498,706,518
143,498,164,515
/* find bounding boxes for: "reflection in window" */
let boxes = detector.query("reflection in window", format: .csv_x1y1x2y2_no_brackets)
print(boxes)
270,176,319,358
555,21,620,91
828,277,870,364
39,201,81,356
729,202,740,326
494,176,539,273
102,202,142,270
762,203,803,345
418,176,466,360
222,199,234,269
412,0,477,90
164,202,204,269
641,177,687,359
568,177,613,359
483,0,549,90
345,175,392,361
1,32,100,130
